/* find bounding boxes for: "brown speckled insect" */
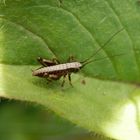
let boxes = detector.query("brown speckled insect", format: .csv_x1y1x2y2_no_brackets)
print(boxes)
32,29,124,87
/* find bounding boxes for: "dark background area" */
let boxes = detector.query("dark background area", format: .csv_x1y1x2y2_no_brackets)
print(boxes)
0,98,106,140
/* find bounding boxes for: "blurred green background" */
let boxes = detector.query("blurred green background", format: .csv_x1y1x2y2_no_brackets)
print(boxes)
0,99,109,140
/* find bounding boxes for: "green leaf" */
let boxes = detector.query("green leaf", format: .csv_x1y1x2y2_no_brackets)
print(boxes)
1,0,140,139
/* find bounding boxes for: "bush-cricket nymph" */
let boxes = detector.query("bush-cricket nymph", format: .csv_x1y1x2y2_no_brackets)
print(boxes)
32,29,124,87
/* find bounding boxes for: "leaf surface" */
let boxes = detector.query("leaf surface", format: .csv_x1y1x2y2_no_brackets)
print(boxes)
1,0,140,139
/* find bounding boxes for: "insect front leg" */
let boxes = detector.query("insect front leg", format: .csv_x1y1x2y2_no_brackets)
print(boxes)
57,0,63,7
61,74,67,87
67,55,75,62
68,73,73,86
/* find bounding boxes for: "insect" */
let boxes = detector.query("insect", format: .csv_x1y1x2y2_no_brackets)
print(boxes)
32,28,124,87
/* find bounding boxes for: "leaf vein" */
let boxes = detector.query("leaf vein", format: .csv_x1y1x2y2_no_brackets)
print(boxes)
1,17,58,59
58,6,119,76
105,0,140,75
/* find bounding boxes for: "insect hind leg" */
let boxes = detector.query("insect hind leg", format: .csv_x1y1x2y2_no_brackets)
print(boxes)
37,57,60,66
52,58,60,64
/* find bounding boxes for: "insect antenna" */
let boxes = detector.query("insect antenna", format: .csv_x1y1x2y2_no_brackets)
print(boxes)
81,53,125,68
81,28,124,64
